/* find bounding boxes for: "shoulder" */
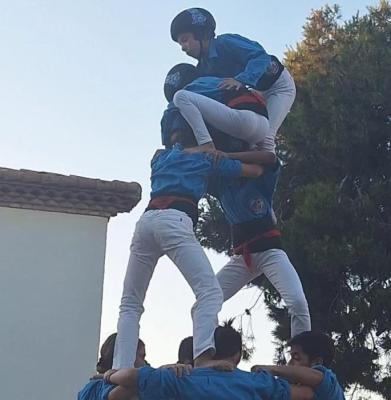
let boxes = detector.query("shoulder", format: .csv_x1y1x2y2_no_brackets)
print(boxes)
138,366,176,386
250,370,291,398
138,367,178,399
216,33,246,42
312,366,345,399
216,33,258,47
152,149,166,161
78,379,115,400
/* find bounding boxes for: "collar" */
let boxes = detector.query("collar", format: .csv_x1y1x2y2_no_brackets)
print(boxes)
172,143,184,151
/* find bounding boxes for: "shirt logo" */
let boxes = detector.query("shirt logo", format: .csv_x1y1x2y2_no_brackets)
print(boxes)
249,197,266,216
165,71,181,88
187,8,207,26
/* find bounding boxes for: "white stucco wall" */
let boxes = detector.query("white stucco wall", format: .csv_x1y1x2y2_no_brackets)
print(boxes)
0,206,108,400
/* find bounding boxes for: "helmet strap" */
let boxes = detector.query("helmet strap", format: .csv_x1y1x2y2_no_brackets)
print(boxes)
198,39,204,61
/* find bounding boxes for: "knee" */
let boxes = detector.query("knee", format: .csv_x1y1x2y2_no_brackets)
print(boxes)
173,89,189,107
289,292,309,315
196,283,224,305
119,296,145,315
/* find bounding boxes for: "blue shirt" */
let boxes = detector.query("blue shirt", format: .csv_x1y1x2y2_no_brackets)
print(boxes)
197,34,272,87
77,379,115,400
150,144,242,201
138,366,291,400
212,161,280,225
184,76,229,103
313,366,346,400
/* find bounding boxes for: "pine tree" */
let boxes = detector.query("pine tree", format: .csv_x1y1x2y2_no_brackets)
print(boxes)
196,2,391,397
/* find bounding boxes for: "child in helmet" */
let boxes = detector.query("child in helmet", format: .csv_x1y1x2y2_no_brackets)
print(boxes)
170,7,296,155
164,63,271,155
162,63,275,164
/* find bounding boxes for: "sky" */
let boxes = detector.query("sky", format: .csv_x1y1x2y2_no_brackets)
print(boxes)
0,0,382,371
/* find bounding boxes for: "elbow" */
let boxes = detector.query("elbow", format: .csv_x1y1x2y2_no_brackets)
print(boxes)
269,152,277,164
263,152,276,165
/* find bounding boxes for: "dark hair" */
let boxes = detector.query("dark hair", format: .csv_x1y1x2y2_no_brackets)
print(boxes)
178,336,194,364
96,333,117,373
96,334,145,373
161,105,197,149
288,331,335,368
214,320,242,360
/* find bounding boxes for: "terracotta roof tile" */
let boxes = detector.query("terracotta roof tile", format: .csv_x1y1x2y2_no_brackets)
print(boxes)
0,167,142,218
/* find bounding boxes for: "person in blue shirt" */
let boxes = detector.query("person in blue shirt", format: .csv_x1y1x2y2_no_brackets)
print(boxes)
170,7,296,155
252,331,346,400
205,150,311,338
96,322,314,400
78,335,148,400
164,63,271,153
111,126,263,372
161,93,249,157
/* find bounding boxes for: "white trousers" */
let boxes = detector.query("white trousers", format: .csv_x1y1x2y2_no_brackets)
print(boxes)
256,68,296,153
112,209,223,369
216,248,310,337
173,89,270,147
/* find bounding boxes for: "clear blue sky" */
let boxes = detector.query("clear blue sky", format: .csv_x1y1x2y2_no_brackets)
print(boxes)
0,0,381,369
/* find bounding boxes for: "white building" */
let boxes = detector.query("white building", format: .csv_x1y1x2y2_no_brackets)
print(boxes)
0,167,141,400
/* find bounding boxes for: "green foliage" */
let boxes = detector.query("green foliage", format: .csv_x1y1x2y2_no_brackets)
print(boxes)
196,2,391,397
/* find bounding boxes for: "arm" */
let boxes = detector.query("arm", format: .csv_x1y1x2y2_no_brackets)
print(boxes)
253,365,323,387
226,150,276,166
290,385,315,400
211,153,263,179
105,368,139,391
241,163,264,178
219,34,272,87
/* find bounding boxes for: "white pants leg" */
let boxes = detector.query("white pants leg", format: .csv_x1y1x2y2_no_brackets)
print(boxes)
114,209,223,367
173,89,269,146
257,68,296,153
113,213,162,368
157,209,223,360
216,248,310,337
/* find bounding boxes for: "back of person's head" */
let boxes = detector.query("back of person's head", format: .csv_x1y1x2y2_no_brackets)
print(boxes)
288,331,335,368
161,105,196,149
164,63,199,102
177,336,194,365
96,334,146,372
135,338,147,368
214,320,242,363
96,333,117,373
